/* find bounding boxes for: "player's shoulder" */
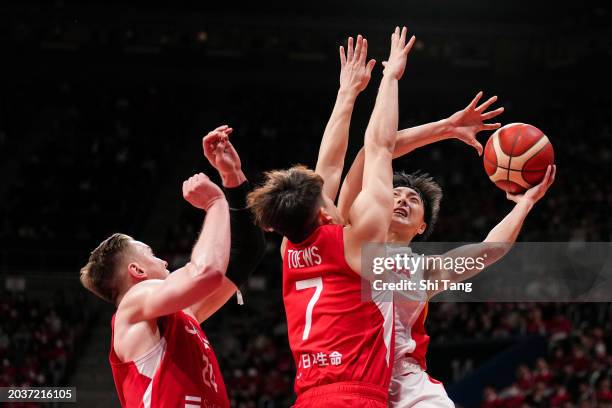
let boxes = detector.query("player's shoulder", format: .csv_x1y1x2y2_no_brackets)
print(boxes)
121,279,164,302
116,279,165,321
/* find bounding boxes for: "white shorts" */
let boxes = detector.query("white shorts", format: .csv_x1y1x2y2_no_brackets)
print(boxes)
389,361,455,408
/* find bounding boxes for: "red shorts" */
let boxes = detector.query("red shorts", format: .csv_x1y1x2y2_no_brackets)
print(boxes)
293,382,388,408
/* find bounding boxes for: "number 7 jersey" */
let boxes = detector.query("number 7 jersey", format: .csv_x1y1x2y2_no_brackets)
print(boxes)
282,224,394,397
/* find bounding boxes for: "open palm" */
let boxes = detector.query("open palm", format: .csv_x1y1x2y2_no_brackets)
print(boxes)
447,91,505,156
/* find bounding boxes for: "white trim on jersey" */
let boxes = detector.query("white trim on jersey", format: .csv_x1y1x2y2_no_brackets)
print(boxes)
133,337,167,408
372,289,394,365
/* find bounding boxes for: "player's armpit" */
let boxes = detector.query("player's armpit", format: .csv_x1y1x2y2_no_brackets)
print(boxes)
189,277,238,323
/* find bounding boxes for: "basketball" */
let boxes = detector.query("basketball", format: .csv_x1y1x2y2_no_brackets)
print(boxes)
483,123,555,194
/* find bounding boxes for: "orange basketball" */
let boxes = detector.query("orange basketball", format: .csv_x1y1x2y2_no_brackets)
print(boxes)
483,123,555,194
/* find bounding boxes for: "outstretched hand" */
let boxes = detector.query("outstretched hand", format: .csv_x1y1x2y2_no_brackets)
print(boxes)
202,125,242,175
382,26,416,80
339,34,376,94
447,91,505,156
506,165,556,205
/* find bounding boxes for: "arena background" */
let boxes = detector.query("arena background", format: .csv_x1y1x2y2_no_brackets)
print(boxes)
1,1,611,406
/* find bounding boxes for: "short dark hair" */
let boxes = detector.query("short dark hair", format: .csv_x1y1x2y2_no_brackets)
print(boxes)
393,171,442,240
80,233,133,303
247,165,324,243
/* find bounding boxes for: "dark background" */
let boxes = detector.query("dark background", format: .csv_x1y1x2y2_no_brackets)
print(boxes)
0,1,611,407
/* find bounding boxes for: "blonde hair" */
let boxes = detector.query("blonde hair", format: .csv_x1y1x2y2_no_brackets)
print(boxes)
80,233,133,303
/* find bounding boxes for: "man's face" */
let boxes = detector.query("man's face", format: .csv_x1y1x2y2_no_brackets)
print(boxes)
129,240,170,280
390,186,426,235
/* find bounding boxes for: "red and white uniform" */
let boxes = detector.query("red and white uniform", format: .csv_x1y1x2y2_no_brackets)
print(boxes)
390,247,454,408
109,311,229,408
283,224,394,407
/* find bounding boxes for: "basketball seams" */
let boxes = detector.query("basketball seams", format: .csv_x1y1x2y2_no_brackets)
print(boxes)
506,126,523,182
483,156,549,172
485,124,553,193
521,139,552,172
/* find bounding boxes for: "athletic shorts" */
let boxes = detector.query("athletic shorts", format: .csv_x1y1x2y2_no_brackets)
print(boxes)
294,381,388,408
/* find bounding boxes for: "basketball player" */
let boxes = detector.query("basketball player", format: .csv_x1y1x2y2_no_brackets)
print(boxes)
300,29,507,407
80,125,265,407
248,27,415,407
321,88,556,407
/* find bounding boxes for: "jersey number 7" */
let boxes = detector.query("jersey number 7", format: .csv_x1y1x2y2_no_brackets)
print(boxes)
295,277,323,341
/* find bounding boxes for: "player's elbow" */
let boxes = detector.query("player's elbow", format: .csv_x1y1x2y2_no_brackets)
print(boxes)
480,241,512,263
192,264,225,289
365,128,395,154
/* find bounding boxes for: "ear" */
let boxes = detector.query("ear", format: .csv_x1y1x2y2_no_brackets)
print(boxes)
317,207,334,225
416,222,427,235
127,262,147,282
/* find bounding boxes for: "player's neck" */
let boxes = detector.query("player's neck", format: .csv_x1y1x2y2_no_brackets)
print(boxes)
387,229,414,244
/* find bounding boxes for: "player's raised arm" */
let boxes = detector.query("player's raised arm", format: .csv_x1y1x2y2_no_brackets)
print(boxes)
190,125,266,322
337,92,503,222
278,35,376,256
315,34,376,203
344,27,415,274
119,173,231,322
425,165,556,297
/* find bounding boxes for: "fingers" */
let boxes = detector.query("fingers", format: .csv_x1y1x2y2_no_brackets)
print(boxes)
476,95,498,112
468,91,484,109
403,35,416,55
204,125,232,141
347,36,354,62
339,45,346,66
481,107,505,120
532,165,552,193
550,165,557,186
542,164,556,190
214,140,226,156
203,125,232,160
543,164,552,184
366,59,376,75
471,140,484,156
483,123,502,131
212,124,229,133
360,37,368,64
183,173,208,191
342,35,368,66
390,26,400,49
400,26,407,46
354,34,363,63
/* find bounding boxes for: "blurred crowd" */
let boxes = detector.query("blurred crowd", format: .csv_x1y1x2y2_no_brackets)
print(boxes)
0,82,182,251
0,290,95,388
481,316,612,407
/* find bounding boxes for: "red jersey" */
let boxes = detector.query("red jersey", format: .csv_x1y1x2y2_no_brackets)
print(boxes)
282,224,394,397
109,311,229,408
